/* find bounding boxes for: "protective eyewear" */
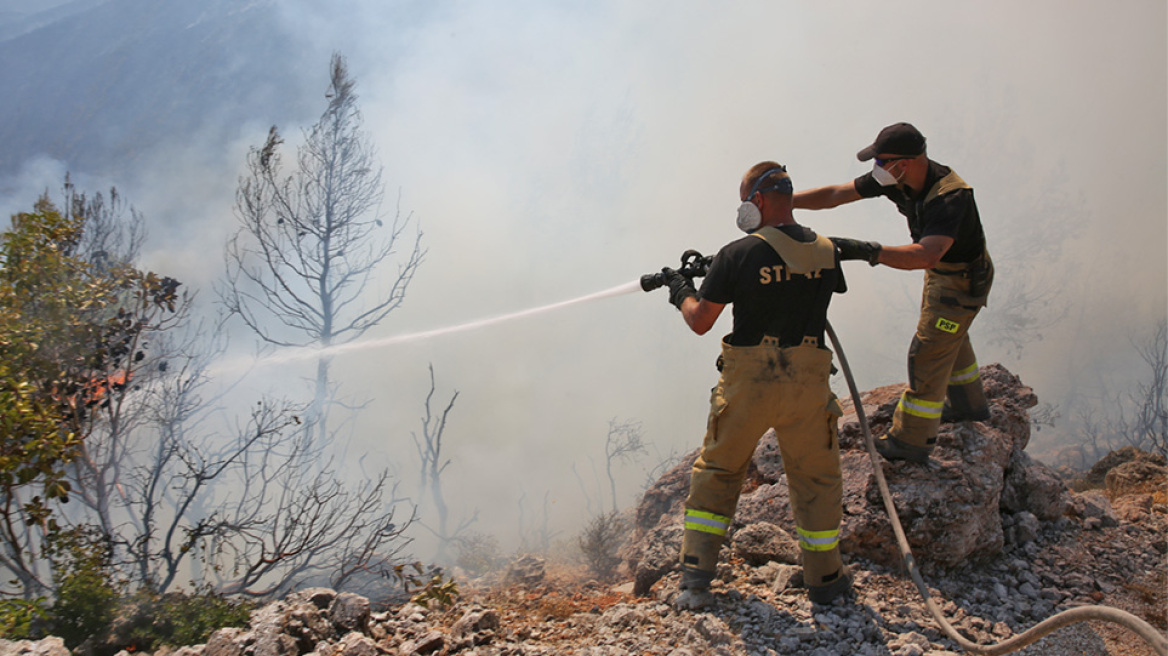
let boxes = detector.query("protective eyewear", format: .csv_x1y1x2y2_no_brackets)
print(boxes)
874,156,914,167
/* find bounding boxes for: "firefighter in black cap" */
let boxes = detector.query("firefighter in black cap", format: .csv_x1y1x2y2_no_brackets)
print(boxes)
793,122,993,464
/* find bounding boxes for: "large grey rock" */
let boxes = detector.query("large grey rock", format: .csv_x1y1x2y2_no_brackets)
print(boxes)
203,627,250,656
282,600,337,652
504,554,546,586
0,638,70,656
334,632,378,656
400,630,444,655
328,593,371,634
286,587,337,610
1002,450,1070,520
1070,490,1120,528
1085,445,1166,487
448,606,499,644
1105,458,1168,498
730,521,799,566
623,460,692,596
251,630,298,656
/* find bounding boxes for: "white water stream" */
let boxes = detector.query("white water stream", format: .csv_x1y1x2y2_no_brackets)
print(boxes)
211,279,644,375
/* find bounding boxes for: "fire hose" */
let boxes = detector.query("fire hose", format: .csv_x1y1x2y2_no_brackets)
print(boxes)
825,322,1168,656
642,249,1167,654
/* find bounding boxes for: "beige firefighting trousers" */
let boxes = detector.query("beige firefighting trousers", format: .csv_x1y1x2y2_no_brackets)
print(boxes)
889,252,994,449
681,338,844,587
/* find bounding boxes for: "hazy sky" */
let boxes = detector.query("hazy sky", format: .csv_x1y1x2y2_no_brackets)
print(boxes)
2,0,1165,553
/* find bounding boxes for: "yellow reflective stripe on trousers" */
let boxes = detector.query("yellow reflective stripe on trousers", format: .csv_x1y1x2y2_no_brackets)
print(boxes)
797,526,839,552
949,362,980,385
898,392,944,419
684,509,731,536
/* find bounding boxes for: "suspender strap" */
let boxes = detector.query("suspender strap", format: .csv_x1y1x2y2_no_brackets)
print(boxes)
750,226,838,346
751,226,836,275
923,169,971,205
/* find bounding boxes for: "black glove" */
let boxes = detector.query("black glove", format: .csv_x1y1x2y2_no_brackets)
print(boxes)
830,237,882,266
662,267,697,309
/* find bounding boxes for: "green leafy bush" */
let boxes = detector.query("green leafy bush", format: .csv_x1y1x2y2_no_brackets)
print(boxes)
44,526,121,648
388,562,459,610
0,597,49,639
577,511,629,581
126,589,254,649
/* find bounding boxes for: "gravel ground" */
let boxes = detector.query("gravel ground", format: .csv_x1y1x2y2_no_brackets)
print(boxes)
422,509,1165,656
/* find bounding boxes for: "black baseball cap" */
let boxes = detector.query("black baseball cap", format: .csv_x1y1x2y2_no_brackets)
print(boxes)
856,122,926,162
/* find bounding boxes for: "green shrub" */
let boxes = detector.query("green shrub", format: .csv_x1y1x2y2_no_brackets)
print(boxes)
388,562,459,610
44,526,121,648
135,589,254,648
577,511,629,582
0,597,49,639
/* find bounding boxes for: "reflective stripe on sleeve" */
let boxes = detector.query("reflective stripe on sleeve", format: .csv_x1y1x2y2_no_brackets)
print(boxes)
898,392,944,419
797,526,840,552
684,509,731,536
949,362,980,386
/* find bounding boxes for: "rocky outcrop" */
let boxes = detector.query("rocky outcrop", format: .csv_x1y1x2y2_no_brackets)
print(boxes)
0,638,69,656
624,364,1074,594
1084,446,1167,488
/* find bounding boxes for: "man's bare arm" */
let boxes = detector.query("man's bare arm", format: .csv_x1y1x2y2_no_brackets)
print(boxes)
877,235,953,270
793,182,862,210
680,297,725,335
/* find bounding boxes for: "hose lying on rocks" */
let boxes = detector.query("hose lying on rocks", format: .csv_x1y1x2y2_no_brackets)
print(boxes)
825,322,1168,656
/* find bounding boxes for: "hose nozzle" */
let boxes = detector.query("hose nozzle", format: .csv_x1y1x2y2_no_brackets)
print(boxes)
641,249,713,292
640,273,666,292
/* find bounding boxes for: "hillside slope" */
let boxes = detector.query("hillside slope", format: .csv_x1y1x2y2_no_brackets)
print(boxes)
2,365,1164,655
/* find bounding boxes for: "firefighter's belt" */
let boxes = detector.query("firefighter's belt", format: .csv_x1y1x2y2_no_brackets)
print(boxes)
930,251,986,277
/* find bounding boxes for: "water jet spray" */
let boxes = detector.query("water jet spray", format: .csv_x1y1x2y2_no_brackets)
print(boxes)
210,279,645,375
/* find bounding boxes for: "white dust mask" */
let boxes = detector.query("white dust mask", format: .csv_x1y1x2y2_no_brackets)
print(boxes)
871,162,899,187
736,200,762,232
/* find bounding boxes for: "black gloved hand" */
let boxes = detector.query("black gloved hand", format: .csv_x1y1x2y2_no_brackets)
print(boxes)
830,237,883,266
662,267,697,309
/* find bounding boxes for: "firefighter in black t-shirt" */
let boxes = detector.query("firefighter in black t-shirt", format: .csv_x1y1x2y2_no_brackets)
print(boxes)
793,123,994,464
658,161,851,606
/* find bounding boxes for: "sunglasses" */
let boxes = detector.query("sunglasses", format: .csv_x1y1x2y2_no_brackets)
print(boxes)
874,156,914,167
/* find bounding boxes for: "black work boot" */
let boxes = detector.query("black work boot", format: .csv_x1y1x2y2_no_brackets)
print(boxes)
679,565,715,592
675,566,715,610
874,434,932,464
808,569,852,604
941,401,991,423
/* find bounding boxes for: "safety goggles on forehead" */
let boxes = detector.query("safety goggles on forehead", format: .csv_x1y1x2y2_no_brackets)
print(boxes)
742,166,792,201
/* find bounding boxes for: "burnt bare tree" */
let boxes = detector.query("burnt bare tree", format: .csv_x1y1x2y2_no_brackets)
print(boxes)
1125,320,1167,458
71,321,415,598
603,418,646,513
62,175,146,274
571,417,648,517
1069,320,1168,463
516,490,558,554
411,364,474,562
220,52,424,449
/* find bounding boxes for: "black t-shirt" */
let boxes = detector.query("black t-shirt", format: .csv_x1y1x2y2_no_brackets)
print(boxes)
854,160,986,263
698,224,844,347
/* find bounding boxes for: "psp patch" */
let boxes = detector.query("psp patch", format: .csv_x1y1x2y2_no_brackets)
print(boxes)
935,317,960,334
